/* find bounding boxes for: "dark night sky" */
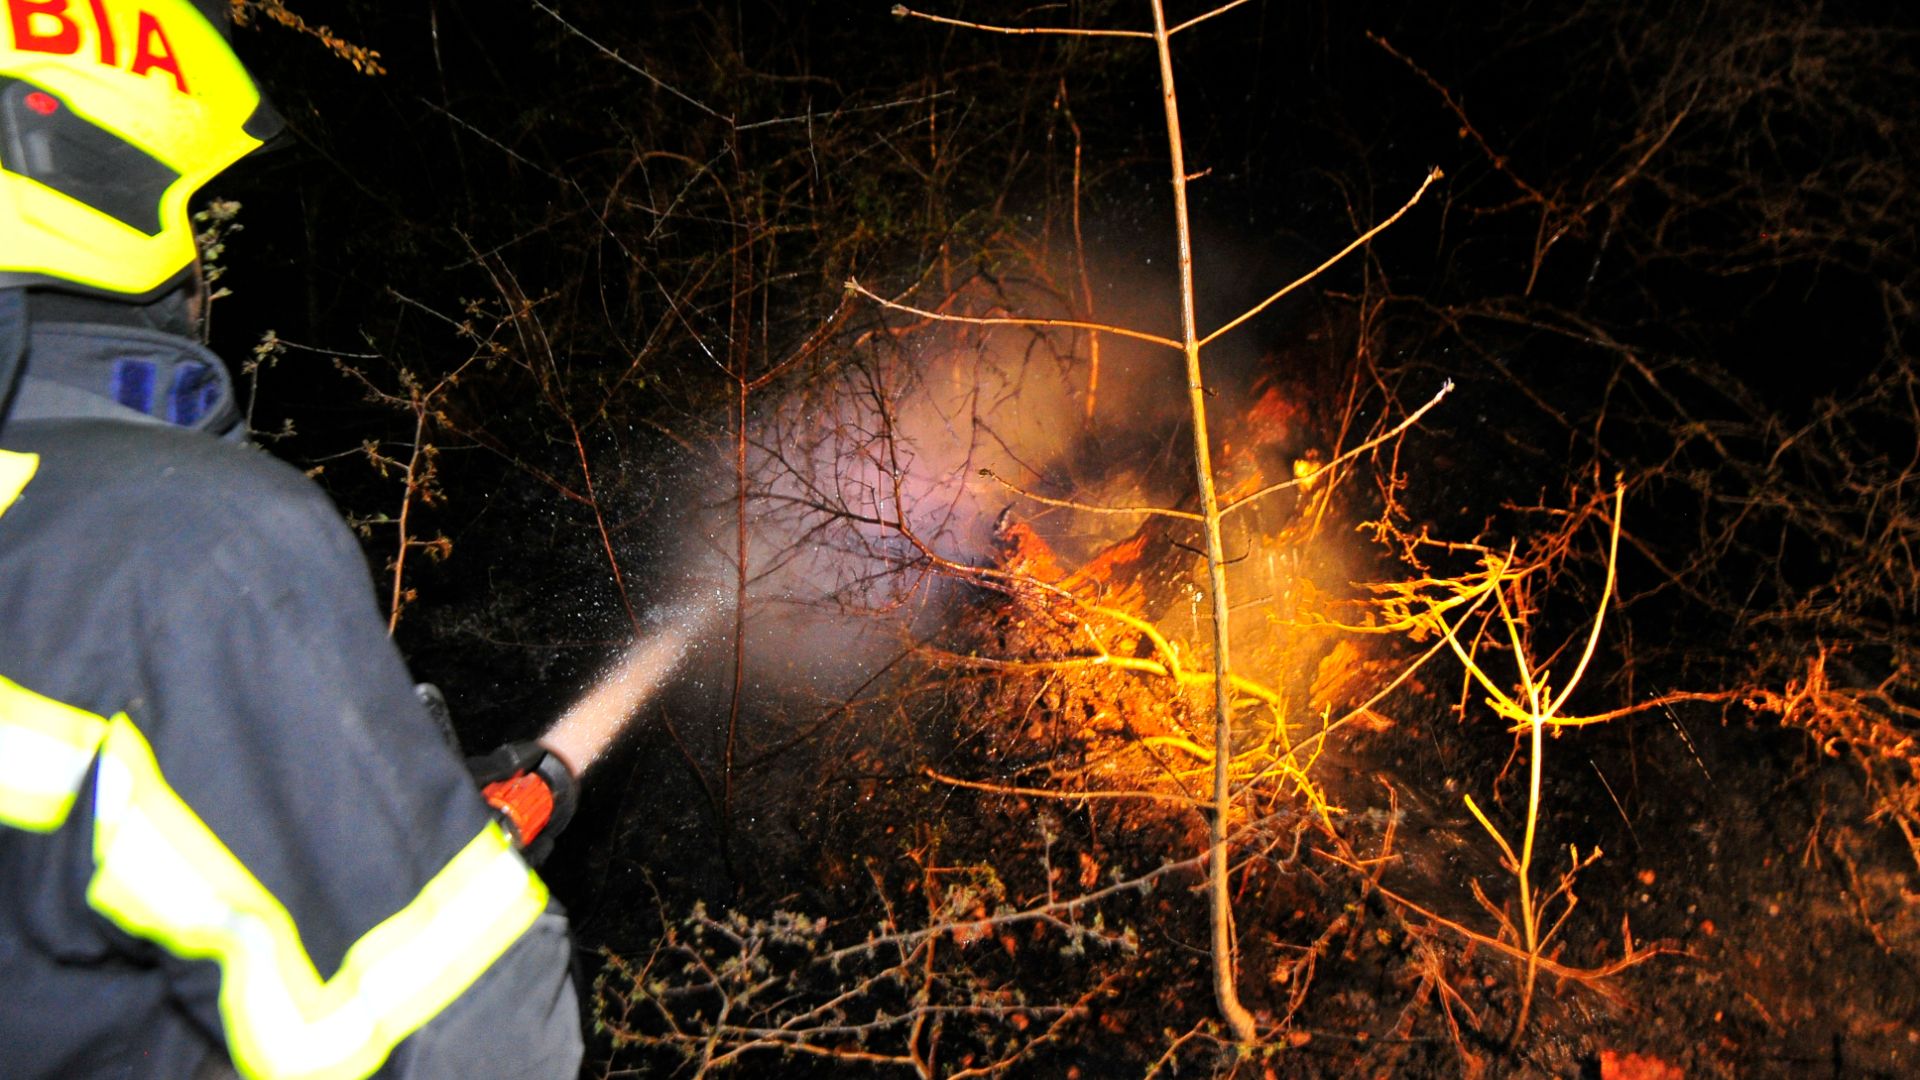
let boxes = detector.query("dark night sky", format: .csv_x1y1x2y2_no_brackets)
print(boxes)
217,0,1912,385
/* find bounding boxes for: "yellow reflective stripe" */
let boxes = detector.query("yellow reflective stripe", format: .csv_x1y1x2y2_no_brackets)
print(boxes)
0,449,38,515
2,450,550,1075
84,715,550,1080
0,682,547,1080
0,675,109,831
319,826,550,1058
0,458,83,830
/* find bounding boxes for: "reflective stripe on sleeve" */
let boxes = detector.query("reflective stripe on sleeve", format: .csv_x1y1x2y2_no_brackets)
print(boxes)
0,457,81,829
0,675,109,831
0,684,549,1080
0,449,39,515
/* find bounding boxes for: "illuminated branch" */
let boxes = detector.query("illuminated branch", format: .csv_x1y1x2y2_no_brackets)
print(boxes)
890,0,1258,39
889,4,1154,39
1380,482,1630,1043
979,468,1203,521
1220,379,1454,517
1367,33,1546,205
1528,688,1741,731
1167,0,1259,36
532,0,725,120
923,767,1208,808
1314,849,1677,988
844,278,1183,351
1545,483,1626,717
1278,581,1499,766
1059,79,1102,425
1198,167,1443,349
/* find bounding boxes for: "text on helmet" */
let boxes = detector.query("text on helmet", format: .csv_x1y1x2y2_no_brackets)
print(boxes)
7,0,190,95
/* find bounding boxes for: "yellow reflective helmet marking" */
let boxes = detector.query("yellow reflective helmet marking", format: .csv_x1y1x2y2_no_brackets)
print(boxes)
2,0,269,296
0,668,549,1080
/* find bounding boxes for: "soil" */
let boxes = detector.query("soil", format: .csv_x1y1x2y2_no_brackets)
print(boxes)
545,353,1920,1078
1292,693,1920,1078
555,572,1920,1079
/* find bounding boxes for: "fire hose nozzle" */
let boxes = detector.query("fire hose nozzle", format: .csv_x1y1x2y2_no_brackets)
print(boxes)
469,741,578,866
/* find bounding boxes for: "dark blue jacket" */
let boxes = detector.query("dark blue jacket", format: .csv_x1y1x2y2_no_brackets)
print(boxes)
0,298,581,1079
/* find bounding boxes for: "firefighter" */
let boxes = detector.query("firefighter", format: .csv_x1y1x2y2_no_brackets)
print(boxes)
0,2,582,1076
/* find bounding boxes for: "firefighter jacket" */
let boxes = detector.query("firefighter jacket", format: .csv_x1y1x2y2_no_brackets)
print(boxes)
0,298,584,1079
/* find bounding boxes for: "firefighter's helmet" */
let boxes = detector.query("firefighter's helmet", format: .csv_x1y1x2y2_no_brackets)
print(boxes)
0,0,281,299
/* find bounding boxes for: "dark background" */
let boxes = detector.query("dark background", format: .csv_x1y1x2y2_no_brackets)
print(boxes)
204,2,1918,1074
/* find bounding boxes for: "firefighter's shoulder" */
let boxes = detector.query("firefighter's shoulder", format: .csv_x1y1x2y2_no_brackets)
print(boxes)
9,418,362,574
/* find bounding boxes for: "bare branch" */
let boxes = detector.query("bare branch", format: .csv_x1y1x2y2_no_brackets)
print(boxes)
531,0,726,121
1168,0,1260,37
923,767,1208,808
890,5,1153,39
1199,166,1443,349
1367,32,1547,204
845,278,1183,350
980,467,1204,521
1220,379,1453,517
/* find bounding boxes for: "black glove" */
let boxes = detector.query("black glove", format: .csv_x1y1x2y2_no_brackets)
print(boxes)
467,741,578,866
414,683,459,751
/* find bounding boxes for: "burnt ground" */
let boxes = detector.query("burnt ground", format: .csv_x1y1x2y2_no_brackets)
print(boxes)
551,530,1920,1078
1300,692,1920,1078
543,372,1920,1078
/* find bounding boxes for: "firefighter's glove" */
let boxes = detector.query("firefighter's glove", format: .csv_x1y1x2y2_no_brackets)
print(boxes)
414,683,458,751
467,741,578,867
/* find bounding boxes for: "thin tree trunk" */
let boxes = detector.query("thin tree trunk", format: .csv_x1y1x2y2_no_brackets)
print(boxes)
1147,0,1258,1043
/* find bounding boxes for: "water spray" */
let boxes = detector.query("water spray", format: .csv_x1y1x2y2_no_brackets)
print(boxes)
475,591,729,859
483,307,1166,856
538,592,731,775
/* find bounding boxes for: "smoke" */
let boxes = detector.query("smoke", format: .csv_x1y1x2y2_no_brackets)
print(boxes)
554,234,1330,766
706,275,1204,684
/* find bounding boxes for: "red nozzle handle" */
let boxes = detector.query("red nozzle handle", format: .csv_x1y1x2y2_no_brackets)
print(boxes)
482,771,555,849
469,741,577,865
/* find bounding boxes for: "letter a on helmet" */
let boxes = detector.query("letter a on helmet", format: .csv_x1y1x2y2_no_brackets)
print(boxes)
1,0,282,299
